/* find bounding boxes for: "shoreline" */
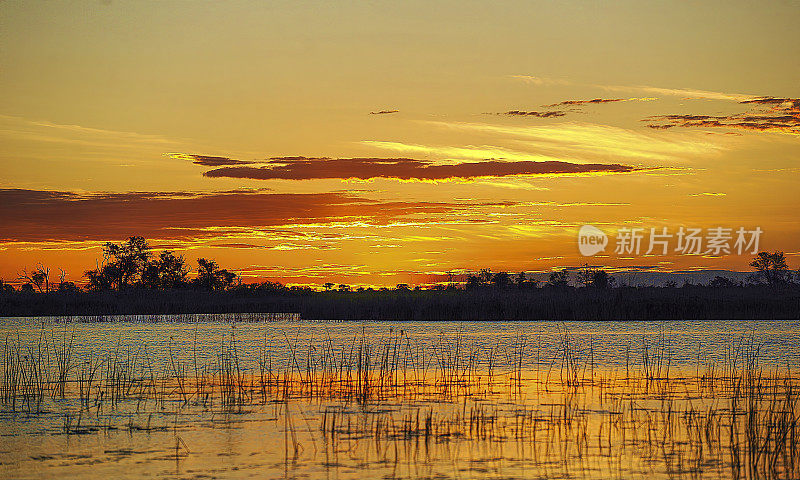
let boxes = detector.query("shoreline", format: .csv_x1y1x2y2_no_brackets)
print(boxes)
1,284,798,320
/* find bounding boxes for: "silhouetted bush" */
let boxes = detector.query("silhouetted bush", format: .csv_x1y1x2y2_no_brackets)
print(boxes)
0,283,798,320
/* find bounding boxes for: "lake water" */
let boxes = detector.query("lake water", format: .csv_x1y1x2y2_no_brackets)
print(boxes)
2,317,799,479
2,317,799,369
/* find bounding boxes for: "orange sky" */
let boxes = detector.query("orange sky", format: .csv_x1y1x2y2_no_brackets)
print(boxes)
1,1,798,287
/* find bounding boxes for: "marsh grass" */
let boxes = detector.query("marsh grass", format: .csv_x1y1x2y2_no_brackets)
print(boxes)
2,320,799,479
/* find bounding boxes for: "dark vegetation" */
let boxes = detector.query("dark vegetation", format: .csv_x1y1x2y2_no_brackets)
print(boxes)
1,236,798,320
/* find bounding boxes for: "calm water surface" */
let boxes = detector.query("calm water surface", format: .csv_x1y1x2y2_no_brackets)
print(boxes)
2,317,799,369
1,317,799,479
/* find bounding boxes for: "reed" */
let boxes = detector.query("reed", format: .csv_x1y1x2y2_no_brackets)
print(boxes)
1,323,799,479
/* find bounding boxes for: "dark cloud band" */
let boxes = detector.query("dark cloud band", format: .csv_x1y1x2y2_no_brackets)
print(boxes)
197,157,639,181
502,110,567,117
0,189,473,243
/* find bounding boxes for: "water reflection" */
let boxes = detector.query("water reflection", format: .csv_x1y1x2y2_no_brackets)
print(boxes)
1,316,799,479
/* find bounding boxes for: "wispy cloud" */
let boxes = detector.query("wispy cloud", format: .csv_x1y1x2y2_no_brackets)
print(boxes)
426,121,724,161
493,98,655,119
599,85,757,102
359,141,566,163
645,97,800,135
0,114,178,147
508,75,572,86
507,75,758,102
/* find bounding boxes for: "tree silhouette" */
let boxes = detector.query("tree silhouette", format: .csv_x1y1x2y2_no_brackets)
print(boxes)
478,268,492,284
141,251,189,289
0,279,15,293
491,271,511,288
84,267,115,292
577,266,593,288
577,265,615,289
195,258,238,291
750,251,791,286
85,236,151,291
589,270,614,289
19,265,51,293
514,272,539,289
465,275,481,290
254,281,286,293
709,275,739,288
546,269,570,288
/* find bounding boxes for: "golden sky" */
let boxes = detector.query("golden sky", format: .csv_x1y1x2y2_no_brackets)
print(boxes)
1,1,798,286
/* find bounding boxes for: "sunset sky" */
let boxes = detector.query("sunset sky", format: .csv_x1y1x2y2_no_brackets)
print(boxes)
1,1,798,287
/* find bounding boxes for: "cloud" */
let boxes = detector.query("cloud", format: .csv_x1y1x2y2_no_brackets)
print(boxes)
0,188,477,243
201,157,640,181
360,141,566,163
600,85,757,102
167,153,256,166
740,97,800,113
501,110,567,117
507,75,572,86
645,97,800,134
494,98,655,116
544,98,627,107
0,114,184,153
427,121,724,161
369,110,399,115
645,114,800,133
507,76,758,102
0,114,177,145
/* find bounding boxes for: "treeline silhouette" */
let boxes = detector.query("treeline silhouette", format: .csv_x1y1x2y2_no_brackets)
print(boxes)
1,237,798,320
